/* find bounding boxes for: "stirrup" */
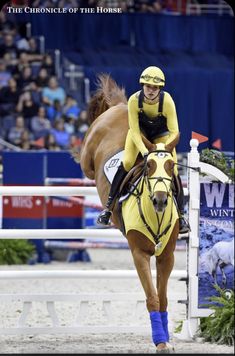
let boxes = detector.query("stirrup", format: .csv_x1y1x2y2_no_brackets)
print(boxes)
97,209,112,226
179,217,190,234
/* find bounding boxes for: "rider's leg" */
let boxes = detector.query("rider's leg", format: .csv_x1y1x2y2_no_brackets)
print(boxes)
174,172,190,234
171,148,190,234
97,131,139,225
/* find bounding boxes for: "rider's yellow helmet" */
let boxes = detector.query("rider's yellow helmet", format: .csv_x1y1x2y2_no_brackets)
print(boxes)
139,66,165,87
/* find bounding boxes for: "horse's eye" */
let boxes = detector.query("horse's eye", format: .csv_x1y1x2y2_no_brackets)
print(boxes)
157,152,166,159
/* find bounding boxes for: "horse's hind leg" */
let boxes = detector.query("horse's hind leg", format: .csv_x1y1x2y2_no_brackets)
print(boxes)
127,231,168,351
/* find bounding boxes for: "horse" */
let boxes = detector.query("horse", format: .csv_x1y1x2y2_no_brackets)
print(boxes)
79,74,180,353
200,239,234,287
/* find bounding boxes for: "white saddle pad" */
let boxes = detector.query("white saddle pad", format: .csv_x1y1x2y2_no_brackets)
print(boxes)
104,150,124,184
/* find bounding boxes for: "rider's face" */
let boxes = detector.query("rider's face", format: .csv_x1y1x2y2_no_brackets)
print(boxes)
143,84,160,100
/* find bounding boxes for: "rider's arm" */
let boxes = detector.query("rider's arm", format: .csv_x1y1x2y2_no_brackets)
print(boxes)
164,92,180,147
128,94,149,156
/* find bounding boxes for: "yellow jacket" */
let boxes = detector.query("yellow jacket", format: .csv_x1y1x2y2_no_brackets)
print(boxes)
127,90,179,156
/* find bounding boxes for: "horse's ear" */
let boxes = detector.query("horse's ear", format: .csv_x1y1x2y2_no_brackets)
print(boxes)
141,135,155,152
165,133,180,153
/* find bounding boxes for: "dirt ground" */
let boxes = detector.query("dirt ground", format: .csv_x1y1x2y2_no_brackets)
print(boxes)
0,248,234,354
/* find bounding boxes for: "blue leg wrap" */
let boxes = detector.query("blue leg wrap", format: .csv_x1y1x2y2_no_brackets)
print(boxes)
149,311,167,345
160,311,169,341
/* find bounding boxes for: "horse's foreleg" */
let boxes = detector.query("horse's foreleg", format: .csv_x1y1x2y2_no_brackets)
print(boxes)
156,252,175,311
127,232,168,350
155,227,178,343
130,245,159,311
156,252,175,343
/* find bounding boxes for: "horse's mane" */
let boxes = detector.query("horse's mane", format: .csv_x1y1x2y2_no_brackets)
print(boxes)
86,73,128,124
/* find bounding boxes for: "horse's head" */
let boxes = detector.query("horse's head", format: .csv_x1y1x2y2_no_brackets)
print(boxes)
145,143,174,213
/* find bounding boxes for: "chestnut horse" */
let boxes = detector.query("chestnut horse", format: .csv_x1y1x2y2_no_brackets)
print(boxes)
79,74,179,352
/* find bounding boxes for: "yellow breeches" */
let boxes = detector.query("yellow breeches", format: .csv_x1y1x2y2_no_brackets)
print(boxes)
122,130,178,175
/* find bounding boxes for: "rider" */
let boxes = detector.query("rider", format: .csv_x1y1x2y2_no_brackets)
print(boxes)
97,66,190,234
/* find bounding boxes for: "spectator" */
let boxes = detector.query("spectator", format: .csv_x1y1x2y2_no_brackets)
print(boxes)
16,65,34,90
0,11,16,36
148,0,163,12
69,133,82,150
7,115,26,146
62,94,81,119
64,116,75,135
20,129,34,150
50,118,71,149
47,98,63,122
31,106,51,139
12,51,30,76
42,76,66,106
41,54,55,76
43,132,61,150
26,37,44,62
76,109,89,139
35,67,50,89
27,37,39,55
0,33,18,62
16,35,30,52
0,60,12,89
16,90,39,122
0,78,21,115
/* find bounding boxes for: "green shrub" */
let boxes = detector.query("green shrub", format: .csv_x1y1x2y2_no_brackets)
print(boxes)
200,149,234,182
199,285,234,346
0,239,35,265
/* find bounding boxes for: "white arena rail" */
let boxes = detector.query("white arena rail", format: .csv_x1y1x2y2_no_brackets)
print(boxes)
0,269,186,280
0,186,97,196
0,229,123,239
0,291,151,336
0,185,188,196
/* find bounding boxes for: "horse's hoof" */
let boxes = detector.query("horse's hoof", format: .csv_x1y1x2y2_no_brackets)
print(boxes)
156,343,175,354
156,348,170,354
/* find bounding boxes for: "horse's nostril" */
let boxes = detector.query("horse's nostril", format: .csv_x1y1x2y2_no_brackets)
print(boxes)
163,197,168,206
153,195,168,212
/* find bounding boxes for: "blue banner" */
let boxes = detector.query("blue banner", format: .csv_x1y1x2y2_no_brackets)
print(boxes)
198,183,234,307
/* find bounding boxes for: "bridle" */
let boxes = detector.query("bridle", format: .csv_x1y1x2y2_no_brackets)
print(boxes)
128,150,175,249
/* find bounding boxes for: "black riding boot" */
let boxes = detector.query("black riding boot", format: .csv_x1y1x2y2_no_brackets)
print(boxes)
175,174,190,234
97,163,127,226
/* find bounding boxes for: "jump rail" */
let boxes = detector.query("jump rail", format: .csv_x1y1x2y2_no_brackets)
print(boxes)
0,185,188,196
0,269,186,280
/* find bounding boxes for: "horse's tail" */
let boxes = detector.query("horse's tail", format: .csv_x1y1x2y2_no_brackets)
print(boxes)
87,73,128,124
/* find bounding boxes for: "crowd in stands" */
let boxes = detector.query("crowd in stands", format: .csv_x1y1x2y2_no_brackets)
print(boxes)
0,10,89,152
